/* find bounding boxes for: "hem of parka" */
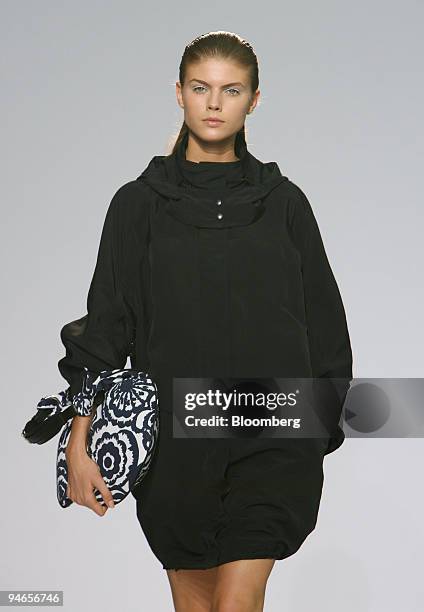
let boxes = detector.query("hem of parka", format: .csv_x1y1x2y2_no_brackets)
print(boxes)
161,548,297,571
151,526,319,571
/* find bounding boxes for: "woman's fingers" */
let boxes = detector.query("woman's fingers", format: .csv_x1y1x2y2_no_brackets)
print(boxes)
85,486,108,516
65,452,115,515
94,473,115,509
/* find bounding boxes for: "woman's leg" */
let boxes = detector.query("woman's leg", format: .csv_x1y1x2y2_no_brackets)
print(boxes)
166,558,276,612
166,567,219,612
210,558,276,612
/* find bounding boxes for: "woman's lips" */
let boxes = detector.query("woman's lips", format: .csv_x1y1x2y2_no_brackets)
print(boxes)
204,119,224,127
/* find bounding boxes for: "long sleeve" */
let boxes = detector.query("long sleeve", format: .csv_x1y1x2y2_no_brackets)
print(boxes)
287,183,353,454
57,182,144,401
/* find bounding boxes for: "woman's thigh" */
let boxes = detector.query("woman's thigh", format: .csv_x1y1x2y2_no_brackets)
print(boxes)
166,558,276,612
211,558,276,612
166,567,218,612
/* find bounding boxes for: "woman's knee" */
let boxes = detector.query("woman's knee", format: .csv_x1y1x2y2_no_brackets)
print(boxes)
210,589,265,612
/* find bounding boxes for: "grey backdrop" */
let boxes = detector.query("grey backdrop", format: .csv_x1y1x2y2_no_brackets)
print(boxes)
2,1,423,610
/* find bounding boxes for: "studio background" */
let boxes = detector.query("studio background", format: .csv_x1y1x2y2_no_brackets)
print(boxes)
1,1,423,610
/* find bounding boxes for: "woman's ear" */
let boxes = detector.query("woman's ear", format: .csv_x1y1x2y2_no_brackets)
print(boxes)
248,89,260,114
175,81,184,110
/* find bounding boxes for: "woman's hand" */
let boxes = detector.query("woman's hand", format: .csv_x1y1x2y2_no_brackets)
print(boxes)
65,445,115,516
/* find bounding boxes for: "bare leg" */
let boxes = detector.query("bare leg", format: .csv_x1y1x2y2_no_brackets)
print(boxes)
166,567,218,612
211,558,276,612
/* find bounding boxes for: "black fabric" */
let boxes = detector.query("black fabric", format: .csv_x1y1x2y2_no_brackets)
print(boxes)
56,131,353,569
175,129,248,191
57,183,148,399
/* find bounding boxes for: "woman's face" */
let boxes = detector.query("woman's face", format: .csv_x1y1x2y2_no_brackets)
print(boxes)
176,57,259,148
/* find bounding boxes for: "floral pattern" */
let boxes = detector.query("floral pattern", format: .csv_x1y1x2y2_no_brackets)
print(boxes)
38,367,159,508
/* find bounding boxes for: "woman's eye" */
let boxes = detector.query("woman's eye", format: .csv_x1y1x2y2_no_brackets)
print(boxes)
192,86,240,96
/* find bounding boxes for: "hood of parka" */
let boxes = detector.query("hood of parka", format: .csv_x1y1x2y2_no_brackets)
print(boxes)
136,130,288,229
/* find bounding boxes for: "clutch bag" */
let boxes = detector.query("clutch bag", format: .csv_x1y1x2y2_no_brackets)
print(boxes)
22,367,160,508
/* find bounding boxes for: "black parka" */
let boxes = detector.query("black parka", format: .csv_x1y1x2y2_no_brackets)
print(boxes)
58,131,353,455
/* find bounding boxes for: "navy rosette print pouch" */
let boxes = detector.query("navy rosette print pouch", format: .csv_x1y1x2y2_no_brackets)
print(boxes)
22,367,160,508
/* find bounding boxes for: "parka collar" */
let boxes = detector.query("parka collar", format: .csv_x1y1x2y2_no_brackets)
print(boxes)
137,131,288,228
174,130,249,190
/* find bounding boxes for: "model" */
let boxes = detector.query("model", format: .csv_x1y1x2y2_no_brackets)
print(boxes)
60,31,353,612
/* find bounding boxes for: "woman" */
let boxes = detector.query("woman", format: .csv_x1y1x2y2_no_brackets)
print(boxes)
61,32,353,612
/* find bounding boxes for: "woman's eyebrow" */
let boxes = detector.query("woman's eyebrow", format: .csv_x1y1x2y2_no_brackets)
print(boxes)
189,78,245,88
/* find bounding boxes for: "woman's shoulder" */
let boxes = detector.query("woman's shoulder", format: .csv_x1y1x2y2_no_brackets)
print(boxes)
108,179,150,226
282,177,317,223
284,177,310,205
112,178,150,204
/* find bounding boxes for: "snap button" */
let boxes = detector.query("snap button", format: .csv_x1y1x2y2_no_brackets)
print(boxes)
216,199,222,206
217,213,223,220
